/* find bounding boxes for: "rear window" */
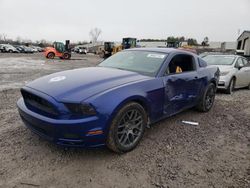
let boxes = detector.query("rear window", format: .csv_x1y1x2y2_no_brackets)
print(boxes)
202,55,235,65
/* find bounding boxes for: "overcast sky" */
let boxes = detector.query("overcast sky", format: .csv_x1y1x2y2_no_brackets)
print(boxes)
0,0,249,43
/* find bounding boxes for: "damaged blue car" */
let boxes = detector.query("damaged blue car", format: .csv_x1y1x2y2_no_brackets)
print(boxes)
17,48,219,153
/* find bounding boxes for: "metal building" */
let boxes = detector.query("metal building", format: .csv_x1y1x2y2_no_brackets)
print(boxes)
237,31,250,56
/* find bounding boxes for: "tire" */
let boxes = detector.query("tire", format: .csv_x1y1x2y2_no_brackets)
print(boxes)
9,49,13,53
247,83,250,90
63,53,71,59
225,78,235,94
107,102,147,153
47,52,55,59
196,83,216,112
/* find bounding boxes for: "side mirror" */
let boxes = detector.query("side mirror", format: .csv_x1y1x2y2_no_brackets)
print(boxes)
235,64,243,70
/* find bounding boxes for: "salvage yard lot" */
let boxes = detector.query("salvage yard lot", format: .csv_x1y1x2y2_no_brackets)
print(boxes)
0,53,249,187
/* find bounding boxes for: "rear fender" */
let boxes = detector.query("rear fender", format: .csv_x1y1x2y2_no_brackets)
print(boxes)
44,47,56,56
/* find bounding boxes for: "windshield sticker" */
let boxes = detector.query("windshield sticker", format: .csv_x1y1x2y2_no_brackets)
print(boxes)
147,54,165,59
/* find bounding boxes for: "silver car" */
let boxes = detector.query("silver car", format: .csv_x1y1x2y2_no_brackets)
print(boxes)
202,55,250,94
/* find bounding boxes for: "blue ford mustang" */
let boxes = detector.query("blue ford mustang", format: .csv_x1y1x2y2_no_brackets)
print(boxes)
17,48,219,153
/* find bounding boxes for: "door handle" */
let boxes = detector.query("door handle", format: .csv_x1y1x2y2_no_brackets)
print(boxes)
194,76,198,79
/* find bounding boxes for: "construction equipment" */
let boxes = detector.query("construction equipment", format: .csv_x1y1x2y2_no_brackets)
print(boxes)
99,42,123,58
101,42,115,58
100,38,137,58
122,37,137,49
44,40,71,59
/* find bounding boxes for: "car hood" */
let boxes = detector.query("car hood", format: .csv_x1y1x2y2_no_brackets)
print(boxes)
26,67,150,102
208,65,234,72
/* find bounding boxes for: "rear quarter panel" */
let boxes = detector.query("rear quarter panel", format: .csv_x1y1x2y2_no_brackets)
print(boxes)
44,47,58,56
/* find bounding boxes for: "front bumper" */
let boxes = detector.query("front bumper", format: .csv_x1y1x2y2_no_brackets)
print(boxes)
17,98,106,148
217,76,231,90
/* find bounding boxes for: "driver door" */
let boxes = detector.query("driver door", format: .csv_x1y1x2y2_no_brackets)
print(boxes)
163,54,202,116
235,58,250,87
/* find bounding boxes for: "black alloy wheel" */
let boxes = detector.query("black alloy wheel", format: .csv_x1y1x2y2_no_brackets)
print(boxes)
107,102,147,153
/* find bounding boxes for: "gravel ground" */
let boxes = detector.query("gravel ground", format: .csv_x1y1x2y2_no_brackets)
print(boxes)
0,53,249,188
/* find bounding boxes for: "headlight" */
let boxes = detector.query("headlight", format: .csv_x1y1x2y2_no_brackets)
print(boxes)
79,103,96,115
220,71,230,76
65,103,96,116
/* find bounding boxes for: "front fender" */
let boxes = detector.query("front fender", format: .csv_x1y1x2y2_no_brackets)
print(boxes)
85,78,164,132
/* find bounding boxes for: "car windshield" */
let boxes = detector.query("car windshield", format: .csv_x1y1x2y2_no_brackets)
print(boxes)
202,55,235,65
99,51,167,76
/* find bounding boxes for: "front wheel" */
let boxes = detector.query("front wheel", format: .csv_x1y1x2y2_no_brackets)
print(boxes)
63,53,71,59
225,78,235,94
107,102,147,153
196,83,216,112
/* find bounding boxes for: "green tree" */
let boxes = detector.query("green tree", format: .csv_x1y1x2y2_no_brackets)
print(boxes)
187,38,198,46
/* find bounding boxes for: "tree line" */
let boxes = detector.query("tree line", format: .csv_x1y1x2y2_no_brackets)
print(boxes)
0,33,90,47
140,36,209,46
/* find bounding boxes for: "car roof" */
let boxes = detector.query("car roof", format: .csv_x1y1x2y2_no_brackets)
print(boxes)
125,47,197,56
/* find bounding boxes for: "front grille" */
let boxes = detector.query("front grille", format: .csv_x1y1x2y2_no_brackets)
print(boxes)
21,89,58,116
218,82,225,86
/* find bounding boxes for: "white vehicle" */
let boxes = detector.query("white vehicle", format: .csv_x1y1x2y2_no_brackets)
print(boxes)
0,44,19,53
203,55,250,94
79,47,88,54
74,47,88,54
29,46,39,52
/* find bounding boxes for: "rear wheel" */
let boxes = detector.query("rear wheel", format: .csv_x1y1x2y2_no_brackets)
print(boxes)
107,102,147,153
47,52,55,59
9,49,13,53
196,83,216,112
225,78,235,94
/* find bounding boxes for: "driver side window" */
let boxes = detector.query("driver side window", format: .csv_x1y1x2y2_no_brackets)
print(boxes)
166,54,196,75
242,58,249,66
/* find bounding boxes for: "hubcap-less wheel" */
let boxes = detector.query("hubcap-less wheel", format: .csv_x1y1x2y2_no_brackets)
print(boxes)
226,78,235,94
47,52,55,59
117,109,143,147
205,86,215,110
63,53,71,59
195,83,216,112
64,54,69,59
229,80,234,93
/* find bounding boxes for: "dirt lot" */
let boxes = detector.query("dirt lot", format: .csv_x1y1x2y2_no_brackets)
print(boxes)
0,53,249,188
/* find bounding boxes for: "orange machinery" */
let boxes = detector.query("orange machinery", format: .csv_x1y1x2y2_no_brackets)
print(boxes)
44,40,71,59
